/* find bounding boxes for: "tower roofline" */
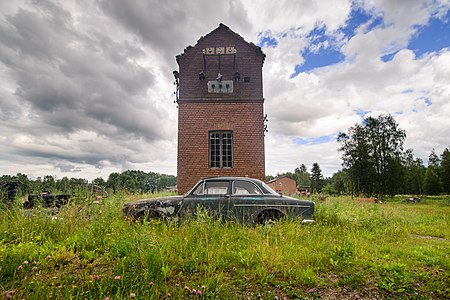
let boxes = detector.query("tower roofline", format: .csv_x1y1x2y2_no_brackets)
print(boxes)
176,23,265,64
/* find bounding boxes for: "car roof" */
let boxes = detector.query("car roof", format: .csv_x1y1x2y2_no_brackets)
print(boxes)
200,176,262,182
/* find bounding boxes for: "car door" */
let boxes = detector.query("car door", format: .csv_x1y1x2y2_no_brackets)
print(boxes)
229,180,265,223
181,179,231,219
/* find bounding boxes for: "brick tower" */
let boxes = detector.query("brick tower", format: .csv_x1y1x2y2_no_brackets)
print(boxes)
175,24,266,194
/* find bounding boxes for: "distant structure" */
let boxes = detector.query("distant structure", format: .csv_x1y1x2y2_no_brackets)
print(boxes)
174,24,267,194
267,176,298,196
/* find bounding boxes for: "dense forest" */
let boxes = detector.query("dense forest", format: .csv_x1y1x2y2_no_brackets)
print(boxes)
2,115,449,200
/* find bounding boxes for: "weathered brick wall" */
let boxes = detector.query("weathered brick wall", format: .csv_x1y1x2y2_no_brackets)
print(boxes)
176,24,266,194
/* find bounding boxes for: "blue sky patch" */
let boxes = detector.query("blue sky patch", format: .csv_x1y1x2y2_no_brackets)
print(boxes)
294,135,336,145
291,7,378,76
340,8,372,37
366,15,384,32
291,26,345,76
380,50,399,62
408,11,450,57
257,31,278,48
355,109,370,118
291,49,345,76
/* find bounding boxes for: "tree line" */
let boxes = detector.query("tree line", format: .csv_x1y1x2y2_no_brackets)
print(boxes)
0,170,176,199
270,114,450,198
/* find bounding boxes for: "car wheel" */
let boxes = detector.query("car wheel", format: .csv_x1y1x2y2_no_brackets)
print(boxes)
257,209,285,225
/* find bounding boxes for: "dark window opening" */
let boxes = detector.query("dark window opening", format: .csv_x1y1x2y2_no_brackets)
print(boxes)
209,131,233,168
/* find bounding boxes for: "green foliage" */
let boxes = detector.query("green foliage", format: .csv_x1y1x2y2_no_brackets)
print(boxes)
321,183,337,196
106,170,176,193
402,149,425,195
423,168,443,195
338,114,406,197
294,164,311,187
440,148,450,193
330,170,351,195
310,163,324,193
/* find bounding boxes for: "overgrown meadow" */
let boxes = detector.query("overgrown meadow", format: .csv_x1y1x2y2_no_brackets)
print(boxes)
0,194,448,300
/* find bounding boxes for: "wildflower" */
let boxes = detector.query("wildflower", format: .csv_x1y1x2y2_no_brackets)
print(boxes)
32,266,38,272
275,296,279,300
201,285,206,289
104,297,110,300
167,293,171,297
47,255,52,260
149,281,154,287
130,292,136,298
114,276,121,280
184,286,190,291
17,265,23,271
93,275,100,281
192,289,197,294
23,260,29,266
197,290,202,296
6,291,13,299
308,288,315,293
373,287,379,292
257,294,261,298
175,283,179,288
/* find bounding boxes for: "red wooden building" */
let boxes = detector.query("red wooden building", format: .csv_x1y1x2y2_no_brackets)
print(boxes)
267,176,298,196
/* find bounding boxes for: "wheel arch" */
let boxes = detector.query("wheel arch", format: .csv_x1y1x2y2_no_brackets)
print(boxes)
256,208,286,224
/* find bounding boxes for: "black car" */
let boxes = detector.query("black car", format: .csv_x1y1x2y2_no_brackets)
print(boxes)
123,176,315,224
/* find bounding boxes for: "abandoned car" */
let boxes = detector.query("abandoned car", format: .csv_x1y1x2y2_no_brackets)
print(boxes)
123,176,315,224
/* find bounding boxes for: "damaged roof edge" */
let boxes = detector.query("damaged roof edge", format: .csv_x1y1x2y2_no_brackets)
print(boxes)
175,23,265,64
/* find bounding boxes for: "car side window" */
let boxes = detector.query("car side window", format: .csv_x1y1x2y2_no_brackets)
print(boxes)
232,180,262,195
193,181,229,195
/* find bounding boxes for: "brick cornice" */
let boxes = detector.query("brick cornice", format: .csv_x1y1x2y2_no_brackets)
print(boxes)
178,98,265,104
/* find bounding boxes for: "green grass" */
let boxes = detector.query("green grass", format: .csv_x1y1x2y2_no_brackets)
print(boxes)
0,194,449,299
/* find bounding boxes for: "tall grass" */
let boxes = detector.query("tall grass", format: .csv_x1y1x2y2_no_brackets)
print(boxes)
0,195,448,299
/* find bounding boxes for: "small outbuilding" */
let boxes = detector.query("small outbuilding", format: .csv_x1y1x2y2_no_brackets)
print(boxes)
266,176,297,196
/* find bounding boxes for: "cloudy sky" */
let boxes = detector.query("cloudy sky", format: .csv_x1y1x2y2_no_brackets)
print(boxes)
1,0,449,181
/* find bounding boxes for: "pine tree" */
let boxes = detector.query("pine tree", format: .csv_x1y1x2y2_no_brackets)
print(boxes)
424,168,443,195
310,163,324,193
439,148,450,193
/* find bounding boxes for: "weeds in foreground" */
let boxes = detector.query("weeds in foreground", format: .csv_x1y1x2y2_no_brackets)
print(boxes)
0,195,448,299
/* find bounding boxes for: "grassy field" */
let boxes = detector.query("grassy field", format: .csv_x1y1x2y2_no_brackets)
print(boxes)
0,194,448,299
